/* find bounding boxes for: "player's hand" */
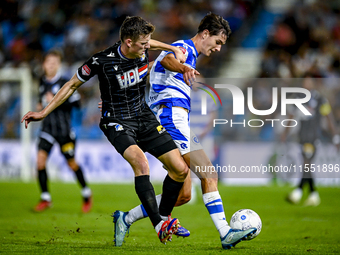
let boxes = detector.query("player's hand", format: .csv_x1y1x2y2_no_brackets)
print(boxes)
183,66,200,86
21,111,45,129
173,47,186,63
98,100,102,112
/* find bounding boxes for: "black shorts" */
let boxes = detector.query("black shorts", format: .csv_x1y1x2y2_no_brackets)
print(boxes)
100,107,177,157
38,131,76,160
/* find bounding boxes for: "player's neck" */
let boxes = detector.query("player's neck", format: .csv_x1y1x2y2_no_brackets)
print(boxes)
45,72,59,82
120,44,136,59
191,34,202,54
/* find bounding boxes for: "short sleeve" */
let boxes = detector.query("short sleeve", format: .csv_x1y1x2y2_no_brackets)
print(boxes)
77,54,100,82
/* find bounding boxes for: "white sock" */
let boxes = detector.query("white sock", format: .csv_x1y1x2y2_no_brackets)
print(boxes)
125,194,163,225
203,191,230,237
154,220,164,234
41,192,51,202
81,187,92,198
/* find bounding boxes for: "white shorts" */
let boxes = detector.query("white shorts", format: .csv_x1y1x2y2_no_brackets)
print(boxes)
155,106,203,155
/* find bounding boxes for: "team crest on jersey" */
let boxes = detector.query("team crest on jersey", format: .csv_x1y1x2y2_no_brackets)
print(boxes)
82,65,91,76
115,124,124,131
156,125,166,134
192,135,199,144
140,53,146,61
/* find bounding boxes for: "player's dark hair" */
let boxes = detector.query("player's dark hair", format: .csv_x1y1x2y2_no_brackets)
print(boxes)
44,48,63,62
198,12,231,39
120,16,155,42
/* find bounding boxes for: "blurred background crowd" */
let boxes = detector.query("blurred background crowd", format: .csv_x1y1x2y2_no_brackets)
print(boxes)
0,0,340,142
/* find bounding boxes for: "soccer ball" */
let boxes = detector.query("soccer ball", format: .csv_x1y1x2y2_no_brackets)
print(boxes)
230,209,262,240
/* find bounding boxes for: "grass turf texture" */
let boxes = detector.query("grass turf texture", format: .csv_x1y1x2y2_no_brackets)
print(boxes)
1,182,340,254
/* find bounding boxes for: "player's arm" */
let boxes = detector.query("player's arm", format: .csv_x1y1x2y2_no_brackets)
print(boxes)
160,53,200,86
21,74,84,128
149,39,185,63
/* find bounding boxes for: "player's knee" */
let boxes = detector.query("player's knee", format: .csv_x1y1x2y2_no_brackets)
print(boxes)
36,159,46,170
132,158,150,176
67,160,79,171
175,162,189,181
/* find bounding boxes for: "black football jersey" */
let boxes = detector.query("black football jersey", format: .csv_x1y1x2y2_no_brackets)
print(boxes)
39,74,81,137
77,42,149,120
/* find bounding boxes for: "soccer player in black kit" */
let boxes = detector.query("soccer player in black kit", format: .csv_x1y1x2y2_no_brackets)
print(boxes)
22,16,189,244
282,74,339,206
34,49,92,213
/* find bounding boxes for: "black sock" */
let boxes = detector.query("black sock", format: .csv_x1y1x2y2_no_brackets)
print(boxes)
38,169,48,193
298,178,307,189
135,175,162,227
159,175,184,217
74,166,87,188
308,178,315,192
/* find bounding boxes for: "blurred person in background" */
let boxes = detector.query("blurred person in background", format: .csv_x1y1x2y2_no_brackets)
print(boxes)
34,49,92,213
281,74,339,206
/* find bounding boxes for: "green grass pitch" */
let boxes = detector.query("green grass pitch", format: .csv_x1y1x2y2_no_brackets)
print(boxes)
1,181,340,254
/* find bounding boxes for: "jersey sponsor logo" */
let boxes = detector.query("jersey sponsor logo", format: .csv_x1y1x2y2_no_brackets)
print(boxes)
107,52,115,57
157,125,166,134
92,57,99,65
82,65,91,76
116,64,148,89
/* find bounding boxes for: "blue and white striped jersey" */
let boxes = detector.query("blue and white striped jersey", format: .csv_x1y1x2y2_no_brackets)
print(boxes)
147,39,198,112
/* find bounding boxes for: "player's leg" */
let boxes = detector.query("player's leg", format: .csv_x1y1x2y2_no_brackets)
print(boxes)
137,107,189,220
101,121,175,245
123,144,180,242
287,143,319,205
157,106,229,235
301,143,319,206
59,135,92,213
183,149,231,238
123,174,191,238
123,145,162,226
186,149,256,248
34,136,53,212
156,147,189,218
175,171,192,206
